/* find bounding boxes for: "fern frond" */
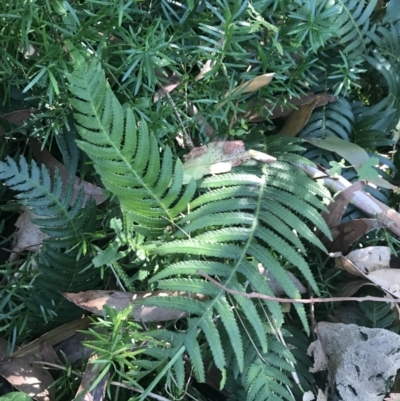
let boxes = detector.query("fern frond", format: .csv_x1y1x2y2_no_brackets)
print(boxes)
299,97,354,140
0,155,99,330
332,0,377,59
0,156,86,243
66,50,196,230
366,22,400,117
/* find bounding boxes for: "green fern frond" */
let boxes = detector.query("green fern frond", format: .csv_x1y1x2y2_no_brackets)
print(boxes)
299,97,354,140
0,156,86,243
366,22,400,117
221,327,300,401
66,50,196,230
360,301,396,329
0,155,99,331
332,0,377,59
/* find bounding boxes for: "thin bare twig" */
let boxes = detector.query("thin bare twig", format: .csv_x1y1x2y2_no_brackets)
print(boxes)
198,271,400,304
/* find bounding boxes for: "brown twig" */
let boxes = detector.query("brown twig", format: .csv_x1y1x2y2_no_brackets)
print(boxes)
198,271,400,304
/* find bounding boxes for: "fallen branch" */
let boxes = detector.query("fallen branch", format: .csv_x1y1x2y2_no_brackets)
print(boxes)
198,271,400,304
297,163,400,238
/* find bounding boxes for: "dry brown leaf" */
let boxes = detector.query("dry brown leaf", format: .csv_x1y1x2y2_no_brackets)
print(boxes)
75,353,108,401
10,210,50,260
62,290,208,322
183,140,276,183
344,246,391,274
1,108,36,125
336,279,375,298
333,249,400,299
278,97,320,136
324,218,386,253
368,269,400,297
153,69,182,102
334,254,365,277
229,73,275,96
297,163,400,238
13,317,91,357
243,93,338,122
195,38,224,82
195,59,216,82
0,340,56,401
321,181,366,228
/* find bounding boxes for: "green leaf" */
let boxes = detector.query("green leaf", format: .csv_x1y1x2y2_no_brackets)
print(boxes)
306,137,396,189
358,157,380,181
383,0,400,24
22,68,47,93
0,393,33,401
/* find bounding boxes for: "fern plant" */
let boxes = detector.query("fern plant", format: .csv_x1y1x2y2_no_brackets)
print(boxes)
0,157,99,337
65,50,332,400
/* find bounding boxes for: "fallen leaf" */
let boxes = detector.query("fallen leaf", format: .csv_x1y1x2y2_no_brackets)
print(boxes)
0,340,55,401
195,59,216,82
75,353,108,401
10,210,50,260
334,254,364,277
153,69,182,102
321,181,366,228
1,108,36,125
325,218,386,253
335,279,375,298
343,246,391,274
228,73,275,96
12,318,91,357
368,269,400,297
278,97,320,136
333,250,400,298
62,290,208,322
194,38,224,82
305,137,397,190
242,93,338,122
182,140,276,183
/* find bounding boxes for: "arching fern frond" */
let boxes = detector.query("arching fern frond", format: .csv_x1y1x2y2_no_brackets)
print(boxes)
139,163,330,394
66,50,196,230
299,97,354,167
331,0,377,59
0,156,99,331
366,22,400,117
352,103,396,149
0,156,89,246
